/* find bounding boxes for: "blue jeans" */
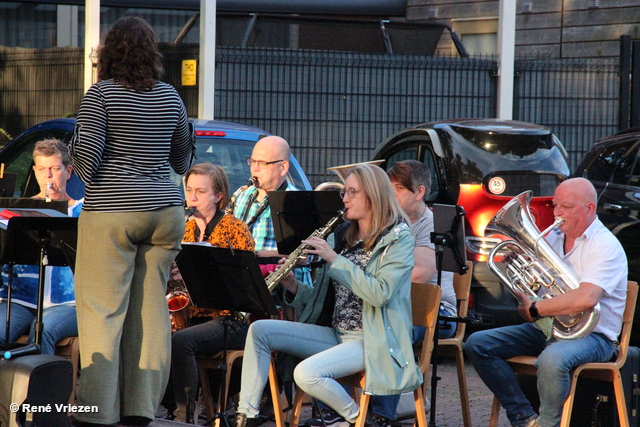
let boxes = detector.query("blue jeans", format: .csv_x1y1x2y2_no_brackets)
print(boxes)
171,317,249,408
465,323,616,427
371,306,456,420
0,302,78,355
238,319,364,423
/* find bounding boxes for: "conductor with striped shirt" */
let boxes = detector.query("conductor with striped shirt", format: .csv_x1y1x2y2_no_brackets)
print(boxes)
68,17,195,427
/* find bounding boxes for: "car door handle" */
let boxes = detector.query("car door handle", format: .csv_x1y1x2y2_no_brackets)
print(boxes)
603,203,622,211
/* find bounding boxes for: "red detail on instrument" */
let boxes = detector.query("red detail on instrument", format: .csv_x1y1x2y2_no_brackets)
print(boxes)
195,130,226,137
167,294,189,311
0,209,19,219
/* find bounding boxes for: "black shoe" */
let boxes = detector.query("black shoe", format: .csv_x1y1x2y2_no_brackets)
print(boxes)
69,418,118,427
119,416,152,427
304,409,350,427
370,414,394,427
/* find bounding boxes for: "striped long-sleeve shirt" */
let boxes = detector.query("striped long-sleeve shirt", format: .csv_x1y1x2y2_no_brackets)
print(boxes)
69,79,195,212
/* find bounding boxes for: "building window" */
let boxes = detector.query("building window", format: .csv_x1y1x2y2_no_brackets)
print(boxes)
451,18,498,56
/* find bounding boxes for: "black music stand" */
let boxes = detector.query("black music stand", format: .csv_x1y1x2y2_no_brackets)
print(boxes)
175,245,278,426
0,208,77,357
429,204,468,427
0,173,17,198
268,190,343,255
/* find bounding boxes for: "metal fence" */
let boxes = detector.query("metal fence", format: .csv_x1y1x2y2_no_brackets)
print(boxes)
203,46,497,185
513,59,620,168
0,46,84,145
0,45,622,188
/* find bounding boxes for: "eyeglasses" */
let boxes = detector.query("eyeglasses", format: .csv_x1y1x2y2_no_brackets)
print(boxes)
246,158,284,170
340,188,362,199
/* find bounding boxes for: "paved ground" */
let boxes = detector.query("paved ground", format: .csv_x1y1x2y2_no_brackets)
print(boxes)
149,357,511,427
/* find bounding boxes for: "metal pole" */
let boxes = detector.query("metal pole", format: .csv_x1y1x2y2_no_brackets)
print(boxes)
84,0,100,94
631,40,640,129
619,35,632,131
199,0,216,120
496,0,516,120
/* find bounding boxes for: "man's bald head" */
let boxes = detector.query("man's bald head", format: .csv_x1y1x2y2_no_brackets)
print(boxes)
250,135,291,193
553,177,598,237
254,136,291,162
556,177,597,205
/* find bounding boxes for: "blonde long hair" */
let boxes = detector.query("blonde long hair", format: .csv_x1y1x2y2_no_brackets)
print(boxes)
343,164,409,251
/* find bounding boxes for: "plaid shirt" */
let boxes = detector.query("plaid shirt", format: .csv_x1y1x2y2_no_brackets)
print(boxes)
230,181,312,285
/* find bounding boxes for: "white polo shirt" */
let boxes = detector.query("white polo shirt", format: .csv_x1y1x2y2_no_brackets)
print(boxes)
546,218,628,341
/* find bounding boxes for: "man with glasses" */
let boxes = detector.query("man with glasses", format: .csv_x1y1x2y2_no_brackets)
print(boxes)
230,135,312,281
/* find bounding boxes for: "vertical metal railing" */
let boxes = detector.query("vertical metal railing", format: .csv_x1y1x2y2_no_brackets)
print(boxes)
513,58,620,169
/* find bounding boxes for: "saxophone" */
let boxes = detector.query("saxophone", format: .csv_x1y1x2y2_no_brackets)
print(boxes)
265,209,346,291
226,178,254,215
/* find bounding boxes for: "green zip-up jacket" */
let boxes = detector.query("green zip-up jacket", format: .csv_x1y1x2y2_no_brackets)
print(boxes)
286,221,422,395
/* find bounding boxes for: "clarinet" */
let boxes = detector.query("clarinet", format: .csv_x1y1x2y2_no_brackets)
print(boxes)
226,178,254,215
264,209,346,291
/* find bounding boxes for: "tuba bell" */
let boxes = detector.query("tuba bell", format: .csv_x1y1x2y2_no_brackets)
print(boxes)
485,190,600,340
314,160,384,191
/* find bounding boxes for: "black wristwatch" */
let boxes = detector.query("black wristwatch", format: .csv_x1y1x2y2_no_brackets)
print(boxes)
529,301,540,319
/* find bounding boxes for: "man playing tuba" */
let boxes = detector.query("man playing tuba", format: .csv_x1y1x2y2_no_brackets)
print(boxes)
466,178,628,427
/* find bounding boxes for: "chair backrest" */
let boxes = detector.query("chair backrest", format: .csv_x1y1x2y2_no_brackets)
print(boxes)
450,260,473,339
614,280,639,368
411,282,442,374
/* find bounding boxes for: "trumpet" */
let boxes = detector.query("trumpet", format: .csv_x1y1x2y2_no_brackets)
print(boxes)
264,209,346,291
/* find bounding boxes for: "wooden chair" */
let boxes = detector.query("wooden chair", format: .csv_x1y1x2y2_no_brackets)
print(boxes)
286,283,442,427
435,260,473,427
16,334,80,404
196,349,245,421
196,347,286,426
489,280,639,427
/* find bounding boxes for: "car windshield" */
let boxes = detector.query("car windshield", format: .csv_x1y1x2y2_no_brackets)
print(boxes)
177,137,308,193
171,137,255,193
3,125,309,200
454,127,555,157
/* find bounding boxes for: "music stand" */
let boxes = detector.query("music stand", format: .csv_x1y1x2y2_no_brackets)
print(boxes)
0,208,77,358
175,245,278,426
0,174,17,198
428,204,468,427
268,190,343,255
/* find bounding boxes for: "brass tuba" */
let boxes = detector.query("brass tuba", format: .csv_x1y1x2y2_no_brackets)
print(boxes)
485,190,600,340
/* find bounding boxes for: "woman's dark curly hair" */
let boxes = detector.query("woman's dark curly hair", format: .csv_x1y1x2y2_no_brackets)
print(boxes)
98,16,164,91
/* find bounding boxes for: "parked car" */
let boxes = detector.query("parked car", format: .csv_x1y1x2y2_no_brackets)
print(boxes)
372,118,570,327
0,118,312,200
573,127,640,344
